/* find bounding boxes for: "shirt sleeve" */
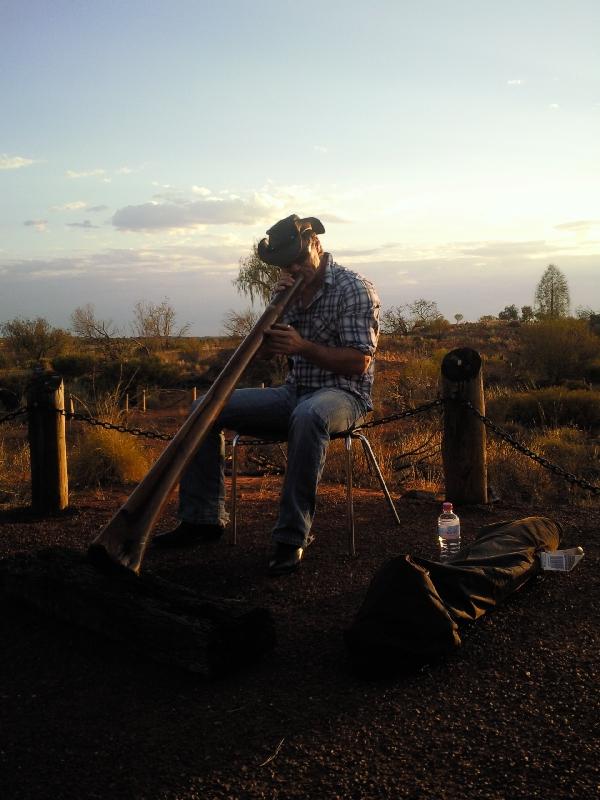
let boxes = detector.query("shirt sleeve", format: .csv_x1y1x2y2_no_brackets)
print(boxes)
338,278,380,356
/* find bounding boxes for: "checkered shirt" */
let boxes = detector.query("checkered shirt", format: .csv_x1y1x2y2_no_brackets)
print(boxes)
279,255,380,410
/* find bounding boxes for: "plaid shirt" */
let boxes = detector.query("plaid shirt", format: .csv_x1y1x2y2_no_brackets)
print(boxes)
279,254,380,410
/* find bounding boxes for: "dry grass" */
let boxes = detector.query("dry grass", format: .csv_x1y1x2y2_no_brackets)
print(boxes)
0,430,30,506
68,427,150,488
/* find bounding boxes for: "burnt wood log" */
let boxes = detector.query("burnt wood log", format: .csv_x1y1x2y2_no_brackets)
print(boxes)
0,547,276,677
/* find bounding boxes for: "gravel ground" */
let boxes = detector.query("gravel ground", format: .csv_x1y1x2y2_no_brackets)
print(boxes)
0,480,598,800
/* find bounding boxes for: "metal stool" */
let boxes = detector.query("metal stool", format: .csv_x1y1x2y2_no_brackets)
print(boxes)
230,428,401,556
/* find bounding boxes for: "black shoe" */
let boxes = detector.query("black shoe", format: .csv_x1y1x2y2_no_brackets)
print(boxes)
152,521,224,549
268,542,304,576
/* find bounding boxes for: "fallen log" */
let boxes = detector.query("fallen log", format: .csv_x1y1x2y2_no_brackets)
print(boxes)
0,547,276,677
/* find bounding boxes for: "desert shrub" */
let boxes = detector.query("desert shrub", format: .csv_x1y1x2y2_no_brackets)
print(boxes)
519,318,599,383
0,432,30,505
487,388,600,429
94,357,182,393
0,368,30,403
487,426,598,506
52,353,99,378
69,427,150,487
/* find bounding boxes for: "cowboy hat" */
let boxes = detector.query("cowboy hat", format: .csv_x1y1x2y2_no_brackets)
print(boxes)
257,214,325,267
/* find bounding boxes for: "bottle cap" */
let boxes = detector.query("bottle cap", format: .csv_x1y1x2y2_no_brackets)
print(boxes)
442,501,453,512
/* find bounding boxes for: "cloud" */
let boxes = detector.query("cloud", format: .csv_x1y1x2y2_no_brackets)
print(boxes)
23,219,48,232
50,201,88,211
112,193,280,231
555,220,600,233
0,154,36,170
313,145,328,153
66,220,100,229
66,168,107,179
548,103,560,110
507,79,523,85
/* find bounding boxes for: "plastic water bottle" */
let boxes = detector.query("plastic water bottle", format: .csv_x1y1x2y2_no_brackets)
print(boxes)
438,501,461,562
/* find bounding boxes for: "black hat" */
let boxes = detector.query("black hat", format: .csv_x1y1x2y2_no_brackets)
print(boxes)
257,214,325,267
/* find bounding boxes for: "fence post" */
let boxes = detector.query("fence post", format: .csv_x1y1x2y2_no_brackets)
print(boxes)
191,386,197,403
441,348,487,504
26,371,69,513
142,388,147,413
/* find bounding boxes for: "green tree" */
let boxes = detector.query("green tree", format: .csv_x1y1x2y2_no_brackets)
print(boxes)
498,304,519,321
534,264,570,319
520,318,599,383
454,313,463,325
520,305,535,323
233,244,280,306
1,317,70,364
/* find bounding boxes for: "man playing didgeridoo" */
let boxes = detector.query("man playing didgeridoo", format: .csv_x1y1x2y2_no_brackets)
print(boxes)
153,214,380,575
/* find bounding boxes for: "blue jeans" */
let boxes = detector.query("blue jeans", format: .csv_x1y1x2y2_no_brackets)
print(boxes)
178,384,368,548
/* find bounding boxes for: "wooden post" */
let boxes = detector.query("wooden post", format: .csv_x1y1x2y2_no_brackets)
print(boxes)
141,388,146,413
26,371,69,513
124,393,129,415
191,386,197,403
441,348,487,505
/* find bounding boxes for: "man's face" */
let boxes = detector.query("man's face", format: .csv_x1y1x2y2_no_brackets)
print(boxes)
283,237,322,283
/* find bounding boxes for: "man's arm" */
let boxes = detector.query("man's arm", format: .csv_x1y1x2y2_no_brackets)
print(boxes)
263,324,371,375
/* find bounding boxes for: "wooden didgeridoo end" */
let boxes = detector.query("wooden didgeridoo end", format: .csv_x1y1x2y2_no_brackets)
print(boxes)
88,509,147,575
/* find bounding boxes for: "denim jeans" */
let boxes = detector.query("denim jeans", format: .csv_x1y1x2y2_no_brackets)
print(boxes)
178,384,368,548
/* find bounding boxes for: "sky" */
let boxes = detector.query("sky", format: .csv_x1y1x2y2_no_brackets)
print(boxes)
1,0,599,335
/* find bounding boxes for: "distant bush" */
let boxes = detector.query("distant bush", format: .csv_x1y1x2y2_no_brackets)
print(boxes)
519,319,599,383
487,388,600,429
52,354,98,378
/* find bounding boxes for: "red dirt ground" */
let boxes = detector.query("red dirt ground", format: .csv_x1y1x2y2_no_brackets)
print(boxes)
0,479,598,800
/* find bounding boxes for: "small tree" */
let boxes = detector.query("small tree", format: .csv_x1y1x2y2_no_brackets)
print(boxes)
454,313,463,325
521,305,535,323
233,244,280,306
222,308,260,338
71,303,133,360
534,264,570,319
380,306,409,335
1,317,70,364
132,298,190,347
498,304,519,321
407,299,442,327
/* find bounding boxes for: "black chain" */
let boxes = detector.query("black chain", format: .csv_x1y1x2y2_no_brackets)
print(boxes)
58,409,174,441
0,407,28,426
359,397,444,429
460,399,600,496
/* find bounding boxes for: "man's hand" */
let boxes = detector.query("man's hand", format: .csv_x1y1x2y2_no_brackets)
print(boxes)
263,323,305,355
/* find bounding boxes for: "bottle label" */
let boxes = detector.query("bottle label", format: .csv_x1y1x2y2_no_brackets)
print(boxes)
438,522,460,540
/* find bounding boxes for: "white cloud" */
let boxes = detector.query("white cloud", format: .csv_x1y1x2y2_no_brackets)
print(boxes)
548,103,560,109
66,168,107,179
0,154,35,170
507,79,523,85
192,185,212,196
50,201,88,211
112,193,280,231
313,145,328,153
555,220,600,233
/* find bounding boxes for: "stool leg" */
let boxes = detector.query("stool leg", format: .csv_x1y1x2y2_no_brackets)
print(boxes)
354,433,401,526
345,434,356,557
231,433,240,545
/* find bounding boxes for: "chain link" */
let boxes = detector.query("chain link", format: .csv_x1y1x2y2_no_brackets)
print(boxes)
0,406,28,426
58,409,174,441
359,397,444,429
459,399,600,496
